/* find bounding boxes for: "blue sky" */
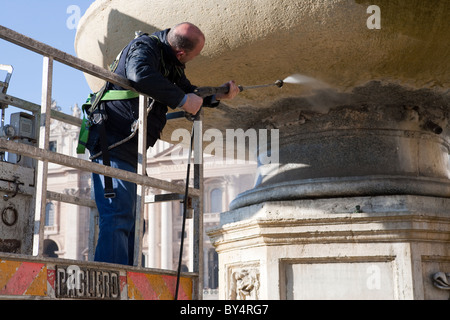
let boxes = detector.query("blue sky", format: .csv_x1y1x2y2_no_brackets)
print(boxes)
1,1,95,118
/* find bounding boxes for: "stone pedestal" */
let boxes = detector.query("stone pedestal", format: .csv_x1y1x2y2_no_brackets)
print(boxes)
208,195,450,300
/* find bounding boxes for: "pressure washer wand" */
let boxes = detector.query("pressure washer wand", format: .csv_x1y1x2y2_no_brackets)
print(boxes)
169,79,285,121
193,79,284,98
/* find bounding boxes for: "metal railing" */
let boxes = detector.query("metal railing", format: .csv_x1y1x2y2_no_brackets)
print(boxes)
0,25,204,299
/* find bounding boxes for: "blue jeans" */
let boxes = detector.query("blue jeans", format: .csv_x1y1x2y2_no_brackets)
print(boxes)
92,157,137,266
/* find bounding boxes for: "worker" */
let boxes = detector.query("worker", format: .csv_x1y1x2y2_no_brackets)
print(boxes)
85,22,240,266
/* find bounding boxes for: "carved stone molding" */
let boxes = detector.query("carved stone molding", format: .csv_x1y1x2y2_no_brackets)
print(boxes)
433,272,450,290
228,265,260,300
63,187,91,198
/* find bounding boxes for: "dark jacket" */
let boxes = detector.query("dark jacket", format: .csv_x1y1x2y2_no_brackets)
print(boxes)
87,29,211,167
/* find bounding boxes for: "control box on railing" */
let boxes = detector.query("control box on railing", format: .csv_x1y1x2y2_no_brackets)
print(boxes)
2,112,36,168
0,112,36,255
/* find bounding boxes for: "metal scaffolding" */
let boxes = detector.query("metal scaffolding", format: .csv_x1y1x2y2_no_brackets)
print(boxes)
0,25,204,299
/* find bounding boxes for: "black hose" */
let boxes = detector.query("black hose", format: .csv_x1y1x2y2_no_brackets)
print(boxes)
175,123,195,300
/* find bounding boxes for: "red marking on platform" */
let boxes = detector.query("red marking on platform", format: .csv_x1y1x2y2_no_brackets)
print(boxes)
0,261,45,296
127,271,192,300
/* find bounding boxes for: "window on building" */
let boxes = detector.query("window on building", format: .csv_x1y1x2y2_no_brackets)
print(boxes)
210,188,222,213
45,202,55,226
43,239,58,258
49,140,57,153
179,202,184,217
207,249,219,289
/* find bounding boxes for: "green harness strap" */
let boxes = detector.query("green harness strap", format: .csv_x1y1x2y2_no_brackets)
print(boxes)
76,32,176,155
76,116,90,154
76,90,139,154
84,90,140,106
76,33,138,156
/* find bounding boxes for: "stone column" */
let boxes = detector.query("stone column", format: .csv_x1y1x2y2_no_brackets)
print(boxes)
232,87,450,209
146,201,158,268
160,194,173,270
63,201,79,260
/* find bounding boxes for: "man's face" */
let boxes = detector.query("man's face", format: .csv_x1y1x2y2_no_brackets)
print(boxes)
176,37,205,64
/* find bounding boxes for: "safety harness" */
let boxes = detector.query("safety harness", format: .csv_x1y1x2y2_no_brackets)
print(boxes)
76,38,139,198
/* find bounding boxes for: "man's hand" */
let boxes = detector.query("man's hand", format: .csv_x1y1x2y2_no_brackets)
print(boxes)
215,80,240,100
181,93,203,115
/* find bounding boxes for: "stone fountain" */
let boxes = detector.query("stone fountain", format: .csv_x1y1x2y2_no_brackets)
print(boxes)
75,0,450,299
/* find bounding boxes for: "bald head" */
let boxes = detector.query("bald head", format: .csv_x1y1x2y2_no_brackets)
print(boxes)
168,22,205,64
168,22,205,52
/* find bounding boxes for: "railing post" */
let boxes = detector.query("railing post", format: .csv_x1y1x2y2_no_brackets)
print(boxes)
193,112,204,300
33,56,53,256
133,95,148,267
88,188,99,262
